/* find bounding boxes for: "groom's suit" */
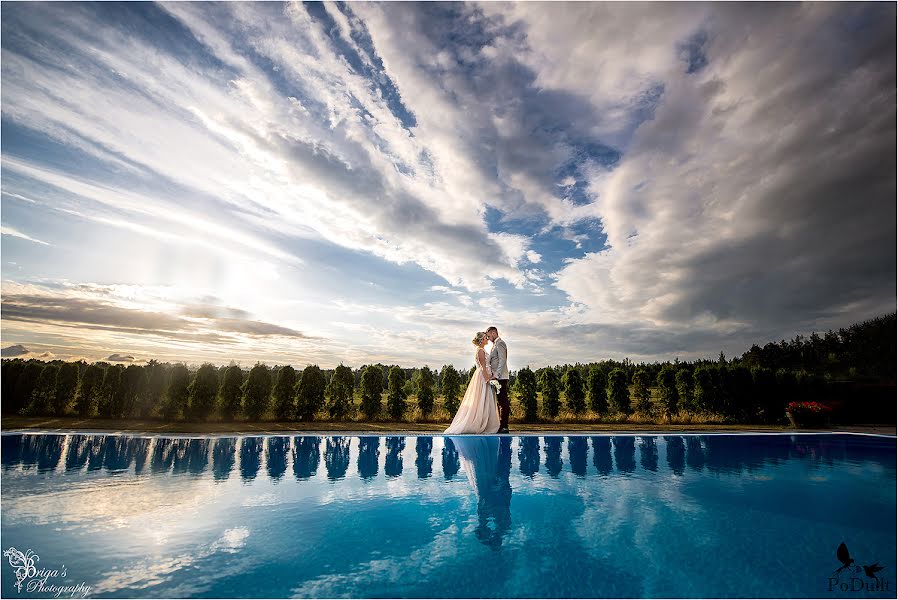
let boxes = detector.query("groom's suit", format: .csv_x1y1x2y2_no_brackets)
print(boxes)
489,337,510,430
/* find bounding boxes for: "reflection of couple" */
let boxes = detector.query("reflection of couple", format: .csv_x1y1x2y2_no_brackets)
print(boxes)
448,435,512,550
444,327,510,434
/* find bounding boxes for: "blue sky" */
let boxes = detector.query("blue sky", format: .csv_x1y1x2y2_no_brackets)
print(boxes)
1,2,895,370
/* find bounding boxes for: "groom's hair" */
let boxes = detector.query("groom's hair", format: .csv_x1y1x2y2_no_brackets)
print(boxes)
486,326,498,334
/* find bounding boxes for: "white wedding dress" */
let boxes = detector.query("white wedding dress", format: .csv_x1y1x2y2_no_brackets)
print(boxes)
443,347,501,434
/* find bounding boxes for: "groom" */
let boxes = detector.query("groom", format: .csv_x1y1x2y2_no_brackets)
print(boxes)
486,326,510,434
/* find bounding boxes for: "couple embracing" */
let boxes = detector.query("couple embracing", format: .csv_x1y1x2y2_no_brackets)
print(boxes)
444,326,510,435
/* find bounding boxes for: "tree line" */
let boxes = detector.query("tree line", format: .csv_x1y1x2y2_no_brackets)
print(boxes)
1,312,893,424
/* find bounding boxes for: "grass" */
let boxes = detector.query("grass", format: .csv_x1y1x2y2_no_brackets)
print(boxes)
1,414,788,433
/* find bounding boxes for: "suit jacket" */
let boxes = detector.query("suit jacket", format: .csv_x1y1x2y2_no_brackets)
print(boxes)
489,337,509,379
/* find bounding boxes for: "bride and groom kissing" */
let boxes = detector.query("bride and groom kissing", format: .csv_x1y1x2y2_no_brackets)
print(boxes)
444,326,510,435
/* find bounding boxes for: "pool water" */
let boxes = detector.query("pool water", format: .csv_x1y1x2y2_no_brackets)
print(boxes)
1,432,894,598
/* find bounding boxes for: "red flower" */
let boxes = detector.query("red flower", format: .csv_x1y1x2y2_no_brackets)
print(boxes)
787,401,833,414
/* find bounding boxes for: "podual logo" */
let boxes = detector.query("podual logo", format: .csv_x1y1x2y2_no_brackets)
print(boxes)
2,547,91,598
828,542,890,593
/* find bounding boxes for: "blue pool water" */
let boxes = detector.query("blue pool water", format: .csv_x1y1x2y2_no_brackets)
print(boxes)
0,432,894,598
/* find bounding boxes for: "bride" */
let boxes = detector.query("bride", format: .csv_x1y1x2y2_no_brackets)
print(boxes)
443,331,501,434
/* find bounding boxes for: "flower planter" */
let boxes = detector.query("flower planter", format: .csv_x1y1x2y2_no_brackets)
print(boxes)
786,402,833,428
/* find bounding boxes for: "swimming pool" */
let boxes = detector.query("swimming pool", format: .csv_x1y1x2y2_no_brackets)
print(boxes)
1,432,894,598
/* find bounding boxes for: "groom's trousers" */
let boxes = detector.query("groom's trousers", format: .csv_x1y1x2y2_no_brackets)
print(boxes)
497,379,510,429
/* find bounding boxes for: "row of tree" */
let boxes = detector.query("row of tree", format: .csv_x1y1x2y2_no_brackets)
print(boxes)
0,359,456,423
516,363,816,424
2,313,893,423
739,312,894,379
0,357,844,424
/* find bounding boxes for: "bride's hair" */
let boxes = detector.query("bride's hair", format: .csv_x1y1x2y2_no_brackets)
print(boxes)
472,331,487,346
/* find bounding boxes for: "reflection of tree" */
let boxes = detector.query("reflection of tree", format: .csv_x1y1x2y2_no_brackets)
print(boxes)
2,434,23,469
266,437,289,481
172,439,208,475
385,436,405,478
685,437,705,471
133,437,151,475
451,436,513,551
518,436,540,477
639,437,658,472
665,436,685,475
416,437,433,478
324,437,350,481
83,435,105,471
499,437,511,478
294,437,321,480
63,434,91,471
171,439,192,474
187,439,210,475
151,437,174,474
240,437,263,481
102,436,135,472
544,437,563,478
6,434,64,472
569,437,588,477
591,437,612,475
358,437,380,480
614,437,635,473
213,438,237,481
441,437,460,479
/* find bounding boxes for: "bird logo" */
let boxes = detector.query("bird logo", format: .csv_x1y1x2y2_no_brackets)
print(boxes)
833,542,861,577
862,563,885,585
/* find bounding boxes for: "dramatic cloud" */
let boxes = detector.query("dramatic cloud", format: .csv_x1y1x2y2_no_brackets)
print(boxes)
1,2,894,368
1,344,30,357
106,354,137,363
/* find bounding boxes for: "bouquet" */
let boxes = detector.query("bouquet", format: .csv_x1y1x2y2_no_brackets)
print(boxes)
489,379,502,394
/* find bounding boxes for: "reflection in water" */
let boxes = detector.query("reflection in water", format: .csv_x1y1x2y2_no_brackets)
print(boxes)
544,437,562,477
213,438,237,481
177,439,209,475
267,437,288,481
1,432,893,599
1,434,22,469
133,438,151,475
640,437,658,472
240,437,263,481
151,438,175,474
104,436,137,473
65,435,94,472
3,433,892,480
569,437,587,477
614,437,636,473
450,436,513,550
416,437,433,478
325,437,350,481
519,436,540,477
686,437,705,471
385,436,405,478
666,436,686,475
441,438,460,479
294,437,321,480
358,437,379,480
591,436,612,475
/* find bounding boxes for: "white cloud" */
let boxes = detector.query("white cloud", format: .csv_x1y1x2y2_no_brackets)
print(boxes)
1,225,51,246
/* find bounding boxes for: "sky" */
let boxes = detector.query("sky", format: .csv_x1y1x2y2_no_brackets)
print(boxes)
1,1,895,371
